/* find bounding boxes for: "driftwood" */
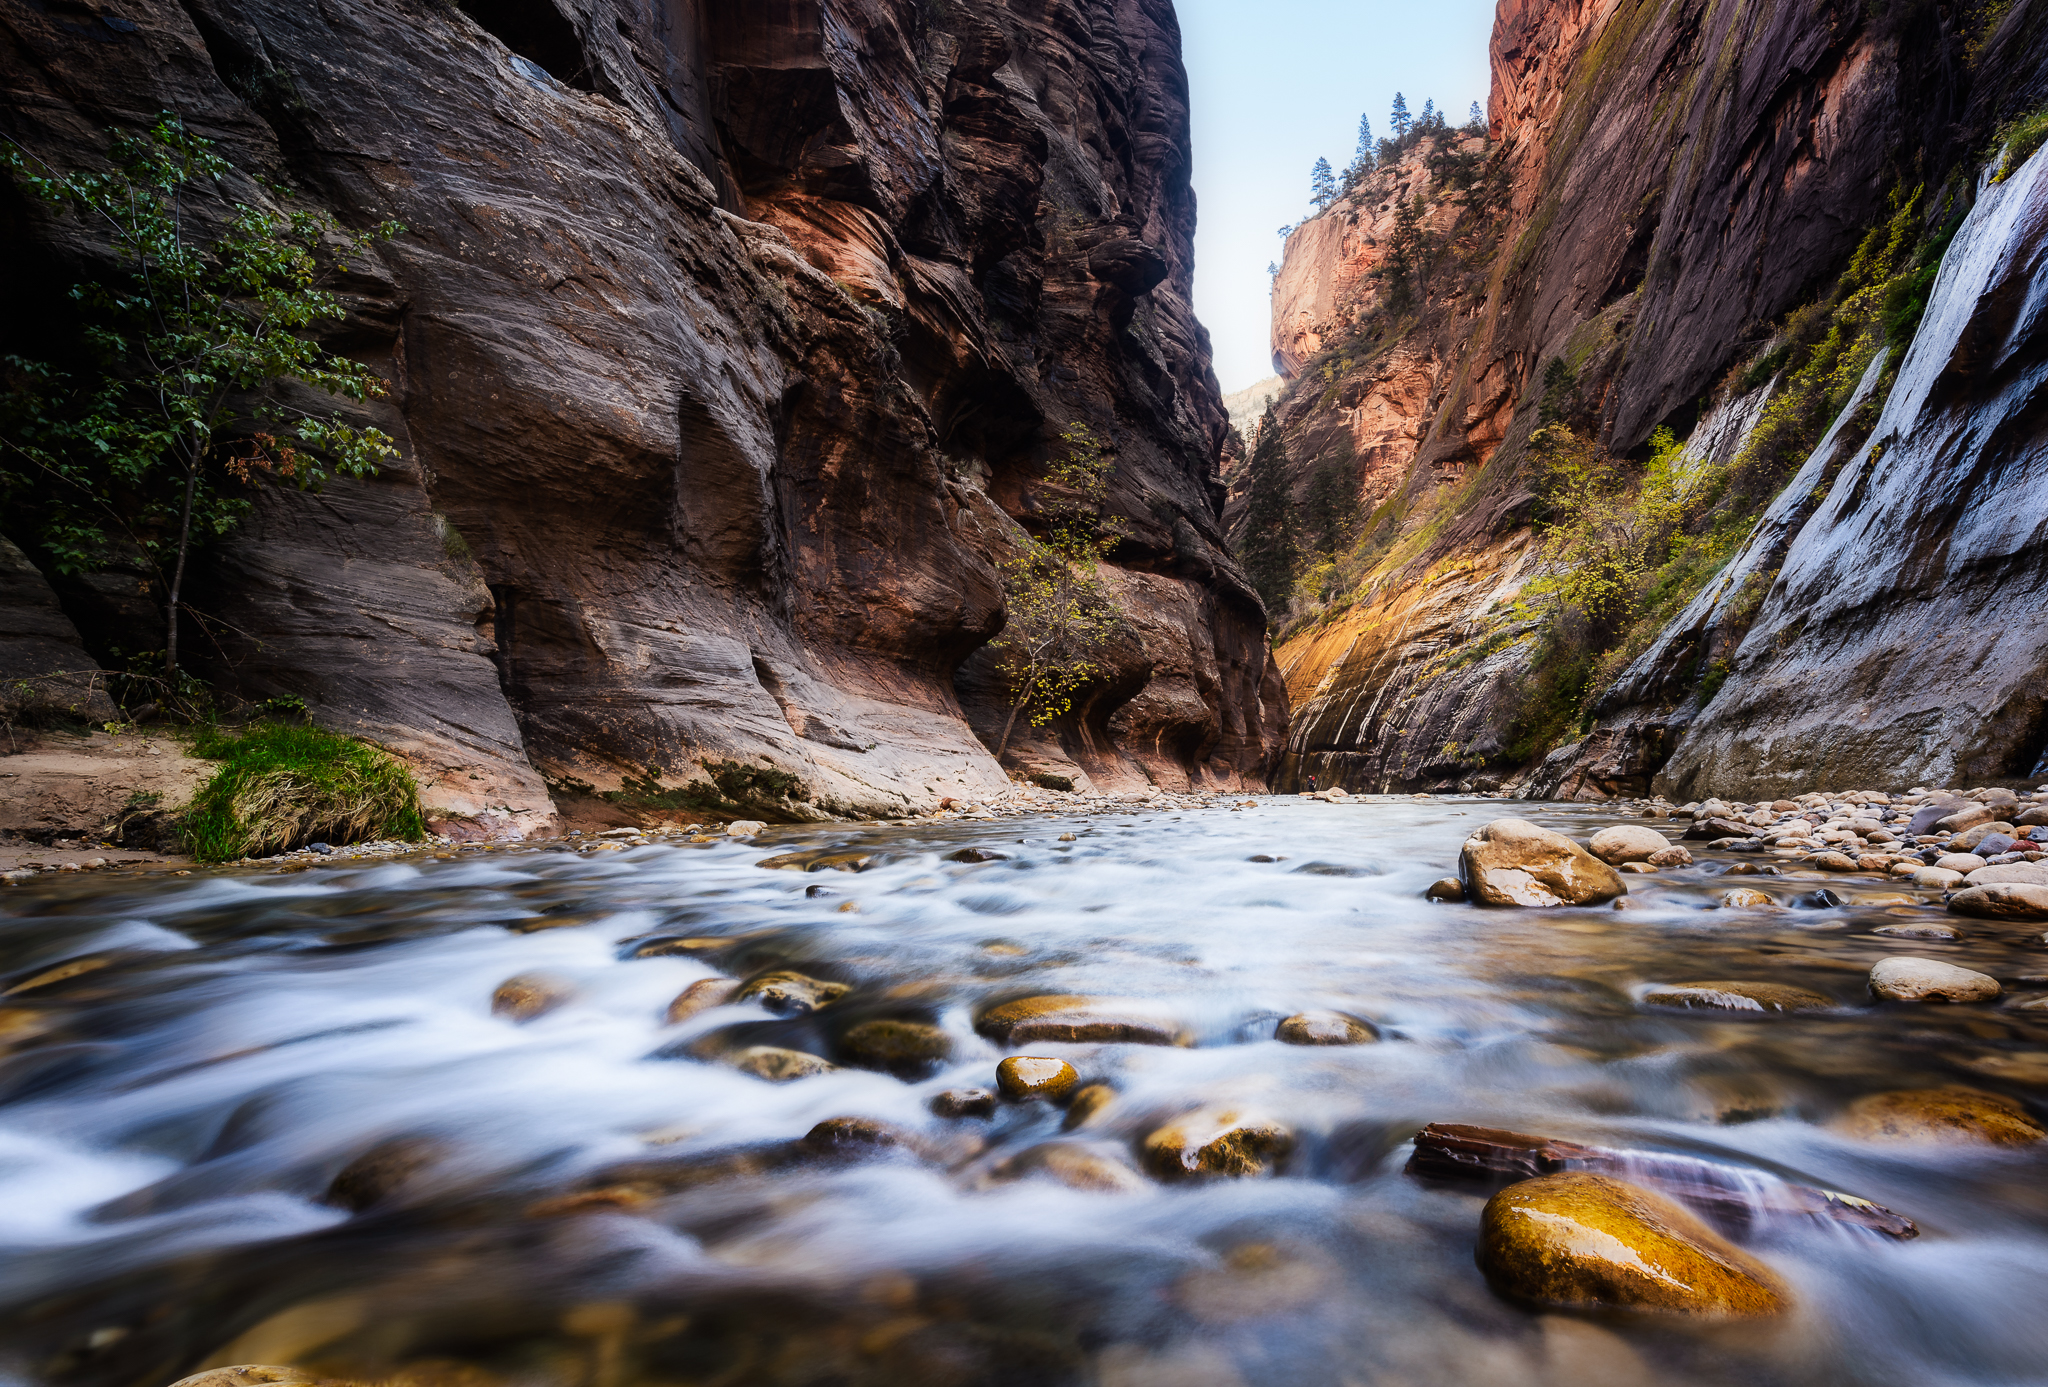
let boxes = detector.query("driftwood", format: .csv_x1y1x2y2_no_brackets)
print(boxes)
1409,1123,1917,1240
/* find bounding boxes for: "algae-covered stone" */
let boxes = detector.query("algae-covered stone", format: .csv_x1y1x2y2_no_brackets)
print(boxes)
1640,981,1832,1014
735,970,850,1015
1835,1087,2045,1145
975,994,1191,1045
1869,956,2000,1003
1589,824,1671,864
732,1046,838,1082
1477,1172,1788,1316
1141,1107,1293,1180
838,1018,952,1077
996,1055,1079,1102
1459,819,1627,907
1275,1010,1379,1045
491,971,577,1022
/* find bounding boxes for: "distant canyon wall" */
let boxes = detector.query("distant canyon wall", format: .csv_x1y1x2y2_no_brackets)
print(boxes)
0,0,1285,827
1237,0,2048,799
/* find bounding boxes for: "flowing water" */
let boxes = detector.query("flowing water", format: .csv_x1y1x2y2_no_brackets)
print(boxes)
2,799,2046,1387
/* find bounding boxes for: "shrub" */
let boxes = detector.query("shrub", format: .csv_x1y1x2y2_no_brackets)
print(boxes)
183,722,424,861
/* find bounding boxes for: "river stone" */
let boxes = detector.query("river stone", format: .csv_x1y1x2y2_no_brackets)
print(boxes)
2018,806,2048,827
1972,832,2017,858
1142,1108,1294,1180
325,1135,447,1212
1914,866,1966,889
1936,853,1988,872
838,1019,952,1076
931,1087,997,1118
801,1116,915,1154
735,971,850,1015
491,971,576,1022
1718,887,1775,908
1589,824,1671,864
996,1055,1080,1102
1869,957,2001,1003
1874,921,1962,940
166,1370,323,1387
1426,876,1466,902
1948,883,2048,920
664,977,739,1024
1812,851,1859,872
1934,804,1995,834
975,995,1191,1045
1836,1088,2046,1145
1965,862,2048,887
1061,1083,1117,1129
1477,1172,1788,1317
989,1141,1147,1193
1459,819,1627,907
1275,1010,1379,1045
733,1046,839,1082
1648,845,1693,867
1640,981,1833,1013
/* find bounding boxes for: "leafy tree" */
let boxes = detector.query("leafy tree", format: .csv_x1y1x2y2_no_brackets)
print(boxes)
0,114,402,686
1310,157,1336,208
1236,407,1297,618
990,424,1126,760
1390,92,1411,139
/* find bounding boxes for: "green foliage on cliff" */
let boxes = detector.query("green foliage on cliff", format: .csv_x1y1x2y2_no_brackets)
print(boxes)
1237,409,1297,617
184,722,425,861
0,114,402,690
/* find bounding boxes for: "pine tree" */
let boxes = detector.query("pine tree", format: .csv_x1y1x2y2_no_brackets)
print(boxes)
1353,113,1375,174
1310,157,1335,209
1468,101,1485,130
1389,92,1411,139
1237,408,1297,619
1420,98,1435,132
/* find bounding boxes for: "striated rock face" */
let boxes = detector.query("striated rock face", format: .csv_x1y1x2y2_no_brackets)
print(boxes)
0,0,1283,824
1243,0,2048,797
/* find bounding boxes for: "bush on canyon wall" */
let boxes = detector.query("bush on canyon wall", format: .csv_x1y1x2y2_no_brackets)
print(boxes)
183,722,425,861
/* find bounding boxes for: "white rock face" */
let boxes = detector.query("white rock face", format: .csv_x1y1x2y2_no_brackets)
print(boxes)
1868,957,2000,1003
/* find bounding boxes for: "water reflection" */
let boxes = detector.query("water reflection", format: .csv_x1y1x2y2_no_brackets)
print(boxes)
1,799,2044,1387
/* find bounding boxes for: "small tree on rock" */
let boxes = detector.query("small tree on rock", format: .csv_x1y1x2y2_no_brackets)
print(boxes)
1236,407,1297,619
1310,157,1336,209
1390,92,1411,139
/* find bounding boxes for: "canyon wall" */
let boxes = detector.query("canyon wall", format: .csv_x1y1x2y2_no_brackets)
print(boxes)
1239,0,2048,797
0,0,1284,829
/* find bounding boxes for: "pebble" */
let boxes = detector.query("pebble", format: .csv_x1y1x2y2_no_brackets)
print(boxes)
1477,1172,1787,1316
1274,1010,1379,1045
996,1055,1080,1102
1835,1087,2045,1145
1141,1107,1294,1180
1868,956,2000,1003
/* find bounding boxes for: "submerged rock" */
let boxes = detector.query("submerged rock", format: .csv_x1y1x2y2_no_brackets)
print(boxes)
975,995,1191,1046
1835,1088,2045,1145
664,977,740,1024
1589,824,1671,864
732,1046,839,1082
1061,1083,1118,1130
1869,957,2001,1003
996,1055,1080,1102
1459,819,1627,907
987,1141,1147,1193
735,971,850,1015
1426,876,1466,902
1640,982,1832,1014
1477,1172,1788,1316
931,1087,998,1119
1141,1107,1293,1180
837,1018,952,1077
324,1135,448,1212
491,971,577,1022
1717,887,1776,908
1274,1010,1379,1045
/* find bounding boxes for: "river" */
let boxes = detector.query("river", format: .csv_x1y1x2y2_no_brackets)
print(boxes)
2,798,2044,1387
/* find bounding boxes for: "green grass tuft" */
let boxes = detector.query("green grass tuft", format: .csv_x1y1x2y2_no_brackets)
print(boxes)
184,723,425,862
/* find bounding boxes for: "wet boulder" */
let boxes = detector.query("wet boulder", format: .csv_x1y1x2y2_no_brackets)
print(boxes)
801,1116,917,1155
1947,882,2048,921
837,1018,952,1077
1934,804,1995,834
1639,982,1832,1014
1458,819,1627,908
1836,1088,2045,1145
931,1087,997,1118
732,1046,839,1082
664,977,740,1024
1425,877,1466,902
1868,957,2000,1003
996,1055,1079,1102
1274,1010,1379,1045
1648,846,1693,867
324,1135,449,1212
1061,1083,1117,1129
975,995,1191,1046
1141,1107,1294,1180
1477,1172,1788,1317
491,971,577,1022
986,1140,1147,1193
1717,888,1776,908
1589,824,1671,864
735,971,850,1015
1964,862,2048,887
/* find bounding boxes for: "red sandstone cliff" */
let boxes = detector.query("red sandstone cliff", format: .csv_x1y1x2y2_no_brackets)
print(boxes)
0,0,1285,827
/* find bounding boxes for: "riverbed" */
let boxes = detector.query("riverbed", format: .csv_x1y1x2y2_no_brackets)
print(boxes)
2,798,2045,1387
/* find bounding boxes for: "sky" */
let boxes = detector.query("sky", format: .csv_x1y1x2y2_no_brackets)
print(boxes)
1176,0,1500,392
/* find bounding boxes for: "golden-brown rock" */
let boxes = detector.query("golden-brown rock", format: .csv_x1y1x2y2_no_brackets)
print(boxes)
664,977,740,1024
1061,1083,1118,1130
1835,1088,2045,1145
732,1046,838,1083
491,971,576,1023
735,971,850,1015
995,1055,1079,1103
1478,1173,1788,1316
1274,1010,1379,1045
975,995,1191,1046
1141,1108,1293,1180
986,1142,1147,1193
1639,981,1833,1014
838,1018,952,1077
1459,819,1627,907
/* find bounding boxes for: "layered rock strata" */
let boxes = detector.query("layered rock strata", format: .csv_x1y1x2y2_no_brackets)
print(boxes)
0,0,1282,826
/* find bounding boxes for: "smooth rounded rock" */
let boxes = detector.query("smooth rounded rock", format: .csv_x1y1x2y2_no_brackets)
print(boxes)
1647,845,1693,867
1589,824,1671,865
931,1087,998,1119
988,1141,1147,1193
1141,1107,1293,1180
1836,1087,2045,1145
733,1046,839,1082
1061,1083,1117,1130
1812,851,1859,872
491,971,577,1023
1869,957,2000,1003
1275,1010,1379,1045
1914,867,1965,890
838,1018,952,1076
1425,876,1466,902
1718,887,1775,908
1965,862,2048,887
728,819,767,837
664,977,739,1024
1477,1172,1788,1317
1935,853,1988,872
975,995,1190,1046
1640,981,1833,1014
996,1055,1079,1102
1948,883,2048,921
167,1369,322,1387
734,971,850,1015
1459,819,1627,908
